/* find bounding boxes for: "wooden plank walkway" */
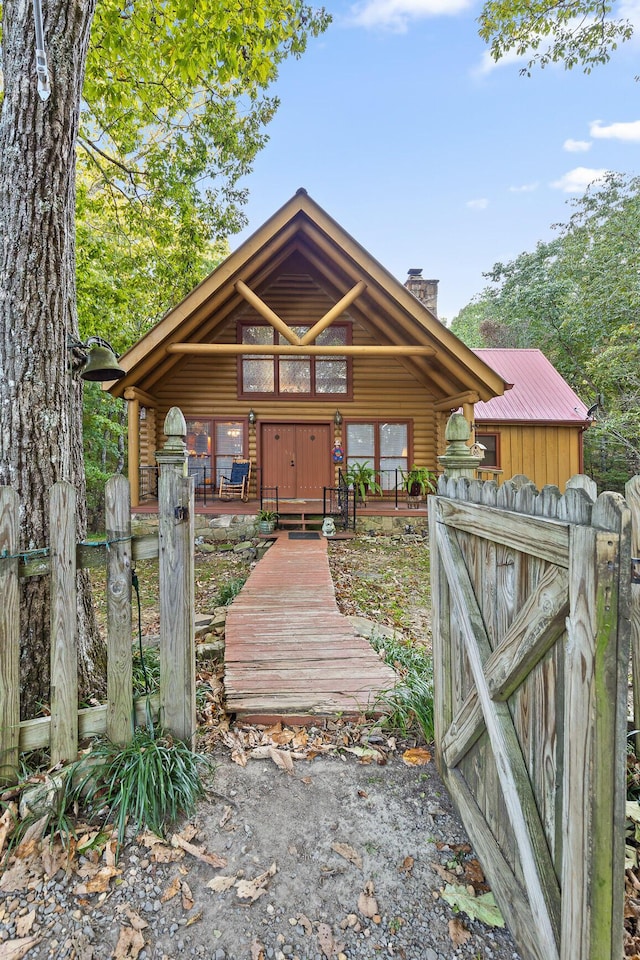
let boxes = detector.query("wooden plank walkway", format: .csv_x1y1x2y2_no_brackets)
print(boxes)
224,535,397,722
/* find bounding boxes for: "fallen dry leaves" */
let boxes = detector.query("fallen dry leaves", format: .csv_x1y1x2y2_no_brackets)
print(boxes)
235,862,277,901
113,925,145,959
170,832,227,868
448,917,472,946
73,864,121,896
357,880,381,922
331,842,362,870
14,910,36,939
206,874,238,893
251,940,265,960
0,935,42,960
317,921,345,958
398,855,414,876
401,747,432,766
160,874,181,903
206,863,278,902
206,717,404,770
0,804,16,861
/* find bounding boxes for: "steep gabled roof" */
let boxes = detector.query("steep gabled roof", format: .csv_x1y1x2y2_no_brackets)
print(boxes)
473,349,589,424
107,189,507,403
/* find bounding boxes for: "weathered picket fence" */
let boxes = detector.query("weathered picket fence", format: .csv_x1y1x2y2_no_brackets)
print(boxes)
430,469,631,960
0,409,196,784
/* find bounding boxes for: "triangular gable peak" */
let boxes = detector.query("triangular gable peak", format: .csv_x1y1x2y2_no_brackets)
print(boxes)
108,189,507,406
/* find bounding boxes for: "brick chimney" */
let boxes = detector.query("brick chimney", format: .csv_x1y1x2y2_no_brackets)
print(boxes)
404,268,439,318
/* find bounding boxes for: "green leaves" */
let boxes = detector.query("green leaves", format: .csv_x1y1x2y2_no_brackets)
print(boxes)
441,883,505,927
80,0,330,240
478,1,633,74
74,726,212,848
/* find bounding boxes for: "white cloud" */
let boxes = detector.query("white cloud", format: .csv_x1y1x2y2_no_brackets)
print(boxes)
564,138,592,152
467,198,489,210
550,167,609,193
590,119,640,141
348,0,474,31
619,0,640,31
508,182,539,193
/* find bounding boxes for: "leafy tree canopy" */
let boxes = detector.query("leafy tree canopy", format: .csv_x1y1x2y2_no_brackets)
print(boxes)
478,1,634,73
79,0,330,267
451,172,640,487
71,1,329,521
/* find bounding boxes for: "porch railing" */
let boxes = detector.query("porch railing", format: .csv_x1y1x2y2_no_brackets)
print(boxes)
323,469,356,530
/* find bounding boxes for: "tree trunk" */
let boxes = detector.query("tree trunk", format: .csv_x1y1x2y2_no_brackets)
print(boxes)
0,0,105,717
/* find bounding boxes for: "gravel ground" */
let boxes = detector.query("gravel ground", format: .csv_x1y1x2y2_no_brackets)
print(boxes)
1,747,521,960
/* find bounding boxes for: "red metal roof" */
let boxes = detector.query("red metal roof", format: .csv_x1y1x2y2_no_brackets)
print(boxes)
472,349,589,424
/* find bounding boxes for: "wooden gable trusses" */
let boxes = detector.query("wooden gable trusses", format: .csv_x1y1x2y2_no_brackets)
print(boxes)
167,278,436,359
107,190,507,406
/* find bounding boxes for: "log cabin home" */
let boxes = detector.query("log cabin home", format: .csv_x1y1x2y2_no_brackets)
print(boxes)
107,189,588,507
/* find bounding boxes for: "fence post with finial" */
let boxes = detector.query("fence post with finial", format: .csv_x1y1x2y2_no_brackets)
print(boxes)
155,407,196,744
438,412,483,482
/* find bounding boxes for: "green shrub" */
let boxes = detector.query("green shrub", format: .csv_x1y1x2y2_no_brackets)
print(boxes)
73,726,212,848
215,576,247,606
132,644,160,695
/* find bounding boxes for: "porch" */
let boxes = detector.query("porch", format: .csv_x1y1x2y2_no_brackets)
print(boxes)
135,466,429,527
131,495,428,537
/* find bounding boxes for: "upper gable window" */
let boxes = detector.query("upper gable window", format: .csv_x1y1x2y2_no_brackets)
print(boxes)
239,323,350,397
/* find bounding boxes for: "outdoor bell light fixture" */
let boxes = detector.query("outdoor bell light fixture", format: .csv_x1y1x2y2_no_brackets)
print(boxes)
334,409,343,427
248,409,257,426
67,335,126,382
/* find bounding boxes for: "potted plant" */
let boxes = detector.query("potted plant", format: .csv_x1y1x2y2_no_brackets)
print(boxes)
401,465,437,507
257,508,278,534
344,461,383,504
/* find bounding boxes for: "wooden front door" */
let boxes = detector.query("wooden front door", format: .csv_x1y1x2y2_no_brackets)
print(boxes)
261,423,332,498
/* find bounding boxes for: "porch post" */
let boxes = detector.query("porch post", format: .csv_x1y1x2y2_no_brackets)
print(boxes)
127,398,140,507
462,401,476,445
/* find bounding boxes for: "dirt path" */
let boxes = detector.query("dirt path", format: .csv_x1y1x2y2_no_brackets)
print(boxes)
1,744,521,960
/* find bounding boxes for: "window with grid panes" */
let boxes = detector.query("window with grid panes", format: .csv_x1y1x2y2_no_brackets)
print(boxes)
240,324,349,397
345,421,409,490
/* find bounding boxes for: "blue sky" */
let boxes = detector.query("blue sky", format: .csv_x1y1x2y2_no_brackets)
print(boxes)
232,0,640,322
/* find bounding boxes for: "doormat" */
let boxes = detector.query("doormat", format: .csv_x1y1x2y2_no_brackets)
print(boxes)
288,532,321,540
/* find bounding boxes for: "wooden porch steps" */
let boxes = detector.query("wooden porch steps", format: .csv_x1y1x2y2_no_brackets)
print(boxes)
277,512,323,531
224,536,396,723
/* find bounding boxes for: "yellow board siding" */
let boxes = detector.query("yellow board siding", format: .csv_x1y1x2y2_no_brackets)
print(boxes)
478,423,583,491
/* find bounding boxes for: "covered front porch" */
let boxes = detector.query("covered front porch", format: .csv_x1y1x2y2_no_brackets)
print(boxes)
132,497,428,542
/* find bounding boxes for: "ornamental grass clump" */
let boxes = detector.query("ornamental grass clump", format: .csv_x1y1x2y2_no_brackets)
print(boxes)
369,631,435,743
75,725,212,848
215,576,247,606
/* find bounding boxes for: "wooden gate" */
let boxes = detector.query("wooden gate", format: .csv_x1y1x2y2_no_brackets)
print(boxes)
429,474,631,960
